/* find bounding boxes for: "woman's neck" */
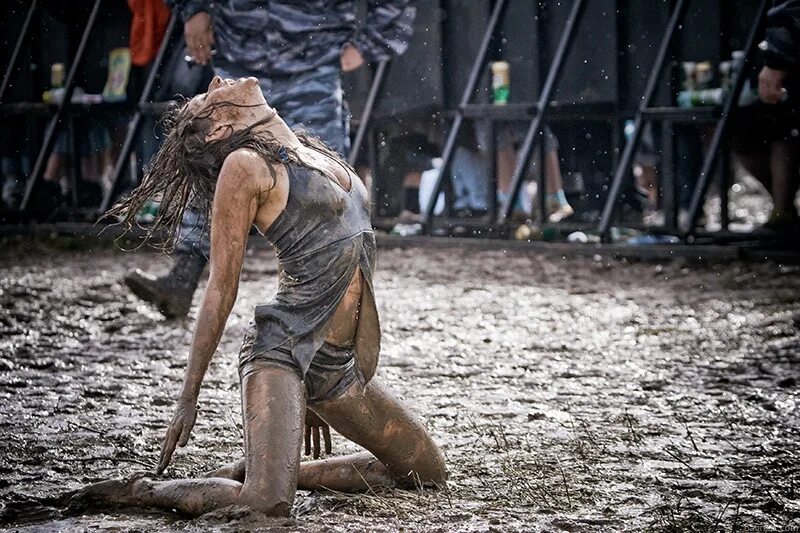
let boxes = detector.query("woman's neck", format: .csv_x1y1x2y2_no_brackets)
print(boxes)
257,113,301,151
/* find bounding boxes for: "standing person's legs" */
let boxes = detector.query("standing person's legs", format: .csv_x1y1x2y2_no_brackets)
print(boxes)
496,125,572,220
768,139,800,222
541,129,573,223
730,117,799,228
123,209,208,318
122,56,216,318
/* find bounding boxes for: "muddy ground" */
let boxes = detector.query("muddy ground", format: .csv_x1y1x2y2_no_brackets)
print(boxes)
0,239,799,532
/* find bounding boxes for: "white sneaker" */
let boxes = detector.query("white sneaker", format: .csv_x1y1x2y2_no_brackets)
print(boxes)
547,202,574,223
643,209,664,227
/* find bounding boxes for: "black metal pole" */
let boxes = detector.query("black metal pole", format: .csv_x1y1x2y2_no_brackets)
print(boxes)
684,0,770,239
488,120,498,222
349,59,388,166
662,120,676,230
537,131,546,224
98,14,178,215
497,0,587,225
20,0,104,212
720,136,731,230
367,128,378,218
68,117,80,208
0,0,39,104
422,0,509,231
596,0,690,239
535,0,549,227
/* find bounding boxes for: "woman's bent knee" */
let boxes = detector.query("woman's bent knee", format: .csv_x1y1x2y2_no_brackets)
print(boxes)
411,447,448,486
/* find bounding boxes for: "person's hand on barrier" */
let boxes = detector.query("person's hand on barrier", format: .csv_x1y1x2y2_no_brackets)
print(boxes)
185,12,215,65
304,409,332,459
340,43,365,72
156,398,198,474
758,66,788,104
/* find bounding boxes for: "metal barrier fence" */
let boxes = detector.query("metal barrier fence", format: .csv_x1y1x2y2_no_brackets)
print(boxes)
0,0,791,249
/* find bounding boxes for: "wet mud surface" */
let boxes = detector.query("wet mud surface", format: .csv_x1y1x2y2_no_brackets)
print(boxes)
1,240,799,532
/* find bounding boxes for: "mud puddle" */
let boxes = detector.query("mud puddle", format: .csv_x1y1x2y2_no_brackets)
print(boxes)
1,241,799,531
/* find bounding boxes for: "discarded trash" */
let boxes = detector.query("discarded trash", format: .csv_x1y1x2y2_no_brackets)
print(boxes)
626,234,681,245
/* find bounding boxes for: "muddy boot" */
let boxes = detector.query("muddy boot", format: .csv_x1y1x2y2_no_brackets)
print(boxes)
124,253,207,318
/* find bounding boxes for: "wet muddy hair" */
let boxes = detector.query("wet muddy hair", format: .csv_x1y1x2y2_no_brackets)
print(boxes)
106,98,351,252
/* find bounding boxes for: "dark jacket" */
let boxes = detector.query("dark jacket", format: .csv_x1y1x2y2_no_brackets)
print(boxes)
165,0,416,75
765,0,800,71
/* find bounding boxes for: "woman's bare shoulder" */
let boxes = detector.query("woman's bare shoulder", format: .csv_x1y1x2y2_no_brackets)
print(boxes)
220,148,286,189
221,148,267,177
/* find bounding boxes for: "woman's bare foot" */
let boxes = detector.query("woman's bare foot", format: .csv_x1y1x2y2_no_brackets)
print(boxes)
62,475,149,514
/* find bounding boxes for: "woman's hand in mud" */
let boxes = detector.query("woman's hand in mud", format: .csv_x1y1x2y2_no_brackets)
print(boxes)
156,398,198,474
304,409,332,459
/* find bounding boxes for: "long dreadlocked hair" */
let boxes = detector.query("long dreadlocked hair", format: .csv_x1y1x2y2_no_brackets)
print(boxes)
106,98,353,252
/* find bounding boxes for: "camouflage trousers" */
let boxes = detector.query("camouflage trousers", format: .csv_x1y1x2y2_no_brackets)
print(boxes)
176,62,349,257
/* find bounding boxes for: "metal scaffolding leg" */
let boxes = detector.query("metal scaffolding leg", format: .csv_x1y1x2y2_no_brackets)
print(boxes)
98,14,177,215
0,0,39,104
684,0,770,239
662,120,676,230
349,59,388,167
596,0,690,240
421,0,509,231
497,0,586,225
20,0,104,212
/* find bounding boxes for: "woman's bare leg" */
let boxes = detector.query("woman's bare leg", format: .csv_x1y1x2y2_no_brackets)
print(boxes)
206,451,394,491
237,365,305,513
544,149,563,195
207,378,446,492
770,140,800,215
735,149,772,191
70,366,305,516
313,378,446,487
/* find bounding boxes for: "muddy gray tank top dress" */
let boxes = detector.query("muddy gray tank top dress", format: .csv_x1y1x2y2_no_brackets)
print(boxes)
238,162,381,398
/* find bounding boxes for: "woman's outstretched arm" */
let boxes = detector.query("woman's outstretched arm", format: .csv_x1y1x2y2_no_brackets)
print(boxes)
157,149,264,474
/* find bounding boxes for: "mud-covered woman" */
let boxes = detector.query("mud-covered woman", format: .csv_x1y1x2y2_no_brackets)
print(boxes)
73,76,446,516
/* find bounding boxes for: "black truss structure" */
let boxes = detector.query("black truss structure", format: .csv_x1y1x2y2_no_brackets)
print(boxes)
0,0,39,104
19,0,103,212
0,0,784,250
1,4,388,220
597,0,772,242
420,0,510,231
98,14,178,215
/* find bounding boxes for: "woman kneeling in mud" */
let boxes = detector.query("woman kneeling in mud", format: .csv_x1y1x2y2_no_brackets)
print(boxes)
79,76,446,516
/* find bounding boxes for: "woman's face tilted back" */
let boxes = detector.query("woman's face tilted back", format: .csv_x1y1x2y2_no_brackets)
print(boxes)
188,76,274,143
106,75,303,250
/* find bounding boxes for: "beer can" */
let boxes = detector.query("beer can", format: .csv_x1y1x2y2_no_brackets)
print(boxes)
694,61,714,90
719,61,732,90
680,61,696,91
677,88,725,108
491,61,510,105
51,63,65,88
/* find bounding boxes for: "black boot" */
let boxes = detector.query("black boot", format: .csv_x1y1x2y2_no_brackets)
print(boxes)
124,253,207,318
